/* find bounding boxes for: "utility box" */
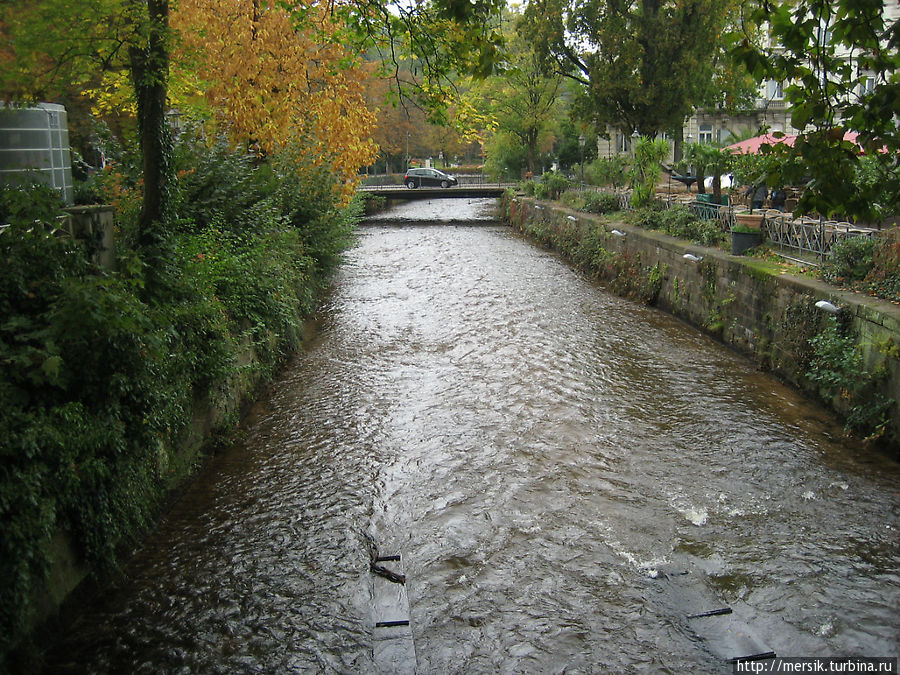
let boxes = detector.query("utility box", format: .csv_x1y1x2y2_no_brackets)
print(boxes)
0,102,74,205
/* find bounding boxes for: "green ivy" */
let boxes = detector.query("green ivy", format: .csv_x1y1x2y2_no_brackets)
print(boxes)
807,317,895,441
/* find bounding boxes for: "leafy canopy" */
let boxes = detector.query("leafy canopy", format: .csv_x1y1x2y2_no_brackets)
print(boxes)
521,0,730,136
732,0,900,221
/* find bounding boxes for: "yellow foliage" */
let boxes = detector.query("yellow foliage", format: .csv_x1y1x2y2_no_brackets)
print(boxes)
82,70,137,118
171,0,377,198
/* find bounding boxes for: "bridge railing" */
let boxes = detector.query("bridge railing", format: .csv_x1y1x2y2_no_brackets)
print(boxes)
358,173,508,188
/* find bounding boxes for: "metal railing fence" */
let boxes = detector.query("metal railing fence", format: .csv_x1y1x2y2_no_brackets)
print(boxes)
571,185,878,263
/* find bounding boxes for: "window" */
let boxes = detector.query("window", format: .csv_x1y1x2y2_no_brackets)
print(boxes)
699,124,714,144
859,77,875,97
767,80,784,100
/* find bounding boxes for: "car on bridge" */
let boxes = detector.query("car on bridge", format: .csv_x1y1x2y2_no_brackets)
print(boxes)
404,168,458,189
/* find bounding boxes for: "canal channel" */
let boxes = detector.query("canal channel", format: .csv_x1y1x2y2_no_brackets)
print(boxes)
43,198,899,673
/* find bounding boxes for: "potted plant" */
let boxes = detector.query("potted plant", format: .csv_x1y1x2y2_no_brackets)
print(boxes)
730,199,764,254
730,220,761,254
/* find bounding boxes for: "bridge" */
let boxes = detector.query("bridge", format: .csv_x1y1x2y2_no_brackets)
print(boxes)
357,184,514,200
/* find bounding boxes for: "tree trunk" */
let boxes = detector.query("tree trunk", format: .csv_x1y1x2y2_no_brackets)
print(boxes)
129,0,172,286
672,126,683,162
525,129,538,175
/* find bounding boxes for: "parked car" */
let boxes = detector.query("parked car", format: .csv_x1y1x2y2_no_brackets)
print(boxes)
404,168,458,189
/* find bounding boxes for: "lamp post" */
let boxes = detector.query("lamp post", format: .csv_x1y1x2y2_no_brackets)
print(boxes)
578,133,586,188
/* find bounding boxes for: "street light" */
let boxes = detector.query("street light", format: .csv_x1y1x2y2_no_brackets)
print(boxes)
578,133,586,187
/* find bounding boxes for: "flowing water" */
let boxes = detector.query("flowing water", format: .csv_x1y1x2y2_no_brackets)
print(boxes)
44,198,899,673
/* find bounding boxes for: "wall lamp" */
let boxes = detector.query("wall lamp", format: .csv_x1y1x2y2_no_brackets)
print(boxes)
567,215,578,222
815,300,842,314
610,229,626,237
683,253,703,263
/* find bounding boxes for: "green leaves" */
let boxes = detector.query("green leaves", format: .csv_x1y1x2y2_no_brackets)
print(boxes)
524,0,730,137
0,137,362,654
731,0,899,222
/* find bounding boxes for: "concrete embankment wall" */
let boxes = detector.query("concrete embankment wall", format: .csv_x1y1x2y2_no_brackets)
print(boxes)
504,195,900,453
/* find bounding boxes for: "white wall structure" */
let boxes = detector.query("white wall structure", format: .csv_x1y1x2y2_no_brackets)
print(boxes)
0,103,74,205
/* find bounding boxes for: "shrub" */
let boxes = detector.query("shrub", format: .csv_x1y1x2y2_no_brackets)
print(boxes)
587,155,629,188
822,235,877,285
533,182,551,200
0,135,363,656
0,181,66,228
630,206,664,230
659,206,727,246
582,192,619,214
541,171,570,200
658,205,697,235
807,316,895,441
172,135,270,235
863,228,900,302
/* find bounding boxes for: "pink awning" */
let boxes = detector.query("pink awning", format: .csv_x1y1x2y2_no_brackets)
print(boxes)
725,131,883,154
724,133,797,154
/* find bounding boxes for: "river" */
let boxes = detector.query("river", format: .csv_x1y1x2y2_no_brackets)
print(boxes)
44,198,899,673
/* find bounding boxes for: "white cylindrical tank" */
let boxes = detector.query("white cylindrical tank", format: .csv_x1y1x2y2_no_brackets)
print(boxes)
0,102,74,205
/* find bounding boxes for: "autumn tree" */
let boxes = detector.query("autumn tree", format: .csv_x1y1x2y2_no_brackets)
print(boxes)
2,0,509,253
521,0,729,138
170,0,378,201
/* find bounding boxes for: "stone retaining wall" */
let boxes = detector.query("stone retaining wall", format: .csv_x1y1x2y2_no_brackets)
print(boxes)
504,195,900,453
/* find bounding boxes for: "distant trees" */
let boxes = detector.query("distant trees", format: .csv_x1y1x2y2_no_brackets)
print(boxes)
474,9,565,177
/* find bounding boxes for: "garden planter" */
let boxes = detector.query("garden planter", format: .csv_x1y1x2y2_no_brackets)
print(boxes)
734,212,764,228
731,229,761,255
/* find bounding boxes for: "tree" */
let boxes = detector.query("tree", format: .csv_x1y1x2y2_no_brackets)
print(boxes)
733,0,900,221
1,0,174,286
521,0,728,138
361,0,506,124
474,9,565,175
630,136,669,206
170,0,378,201
2,0,509,259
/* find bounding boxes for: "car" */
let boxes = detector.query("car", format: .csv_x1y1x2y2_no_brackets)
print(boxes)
403,168,458,189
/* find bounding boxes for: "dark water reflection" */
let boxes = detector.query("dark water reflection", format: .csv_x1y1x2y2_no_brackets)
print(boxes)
45,199,899,673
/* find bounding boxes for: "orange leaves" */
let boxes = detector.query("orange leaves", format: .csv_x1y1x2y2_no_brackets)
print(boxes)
170,0,377,190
